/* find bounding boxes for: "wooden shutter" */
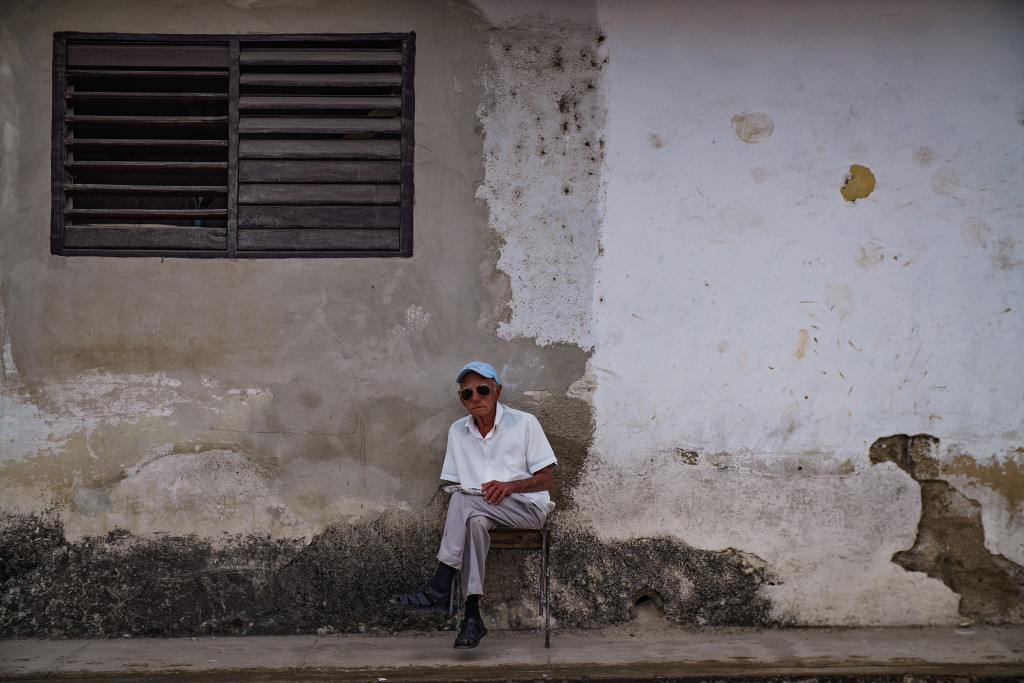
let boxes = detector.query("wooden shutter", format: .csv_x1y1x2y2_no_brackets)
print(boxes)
51,33,414,258
236,37,413,255
54,37,230,254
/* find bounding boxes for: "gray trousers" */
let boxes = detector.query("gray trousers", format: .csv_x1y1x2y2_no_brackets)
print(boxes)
437,491,546,597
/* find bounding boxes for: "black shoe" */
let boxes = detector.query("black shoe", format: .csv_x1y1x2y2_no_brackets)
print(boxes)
454,617,487,649
390,584,450,611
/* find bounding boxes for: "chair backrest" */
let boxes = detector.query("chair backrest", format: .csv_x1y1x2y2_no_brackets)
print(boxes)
488,526,545,550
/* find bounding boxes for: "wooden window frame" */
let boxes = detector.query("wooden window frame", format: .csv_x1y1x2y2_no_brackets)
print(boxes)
51,32,415,258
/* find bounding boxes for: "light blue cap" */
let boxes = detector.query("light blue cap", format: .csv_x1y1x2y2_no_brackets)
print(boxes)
457,361,500,385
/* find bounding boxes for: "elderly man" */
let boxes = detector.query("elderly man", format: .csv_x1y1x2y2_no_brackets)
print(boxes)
391,361,557,649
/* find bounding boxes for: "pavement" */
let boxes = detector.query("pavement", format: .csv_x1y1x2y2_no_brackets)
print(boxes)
2,624,1023,681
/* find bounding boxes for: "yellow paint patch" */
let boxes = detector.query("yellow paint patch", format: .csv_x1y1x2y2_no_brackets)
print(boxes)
943,449,1024,516
841,164,875,201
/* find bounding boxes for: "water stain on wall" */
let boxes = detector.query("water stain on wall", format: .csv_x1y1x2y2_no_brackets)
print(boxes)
994,235,1018,271
913,146,935,168
870,435,1024,623
793,329,809,359
960,217,990,247
730,112,774,144
931,166,960,197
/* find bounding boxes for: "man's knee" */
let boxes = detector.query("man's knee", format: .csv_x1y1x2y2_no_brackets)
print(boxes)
466,514,494,535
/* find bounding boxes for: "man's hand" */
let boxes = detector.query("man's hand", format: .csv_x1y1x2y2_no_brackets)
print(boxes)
481,480,516,505
480,465,554,506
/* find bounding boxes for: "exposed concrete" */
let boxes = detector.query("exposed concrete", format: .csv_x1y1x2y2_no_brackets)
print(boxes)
870,435,1024,624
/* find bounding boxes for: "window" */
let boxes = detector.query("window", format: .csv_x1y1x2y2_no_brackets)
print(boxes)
51,33,415,258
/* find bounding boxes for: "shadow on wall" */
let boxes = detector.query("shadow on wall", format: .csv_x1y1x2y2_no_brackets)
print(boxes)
870,434,1024,623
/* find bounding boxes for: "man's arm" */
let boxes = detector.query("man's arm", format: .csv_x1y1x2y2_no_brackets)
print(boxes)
480,464,554,505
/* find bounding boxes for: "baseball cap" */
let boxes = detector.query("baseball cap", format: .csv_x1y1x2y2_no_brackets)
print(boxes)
456,361,500,385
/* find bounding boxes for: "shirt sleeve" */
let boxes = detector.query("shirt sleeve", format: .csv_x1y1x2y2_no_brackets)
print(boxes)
525,414,558,473
439,423,460,482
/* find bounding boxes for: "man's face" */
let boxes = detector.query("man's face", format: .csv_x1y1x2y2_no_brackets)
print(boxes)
458,371,501,422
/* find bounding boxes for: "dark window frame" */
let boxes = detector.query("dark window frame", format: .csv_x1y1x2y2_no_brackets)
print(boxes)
51,32,415,258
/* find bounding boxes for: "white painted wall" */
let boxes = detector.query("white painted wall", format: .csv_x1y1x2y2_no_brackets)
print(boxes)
558,0,1023,624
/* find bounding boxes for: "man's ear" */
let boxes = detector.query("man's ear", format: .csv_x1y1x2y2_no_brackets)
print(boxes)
495,384,502,400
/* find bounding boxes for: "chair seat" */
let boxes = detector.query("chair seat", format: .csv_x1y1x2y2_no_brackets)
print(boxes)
488,526,545,549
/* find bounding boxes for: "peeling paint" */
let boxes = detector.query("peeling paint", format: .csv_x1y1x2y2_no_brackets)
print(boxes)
944,449,1024,518
476,20,605,348
870,435,1024,623
841,164,875,201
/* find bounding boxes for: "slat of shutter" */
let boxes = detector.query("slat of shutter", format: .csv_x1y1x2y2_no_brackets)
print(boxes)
66,184,227,195
67,115,228,127
238,206,399,229
238,183,399,205
239,95,400,111
66,208,226,219
68,92,227,103
237,228,399,251
68,161,227,171
240,49,402,66
66,68,226,79
238,117,399,135
239,160,399,183
239,73,401,88
67,43,229,68
238,138,399,159
66,139,228,149
64,226,227,250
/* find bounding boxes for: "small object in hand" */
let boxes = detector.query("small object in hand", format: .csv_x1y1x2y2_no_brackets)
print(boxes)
443,484,484,496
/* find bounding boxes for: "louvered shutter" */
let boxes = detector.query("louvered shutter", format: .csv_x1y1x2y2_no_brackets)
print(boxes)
51,34,414,258
54,39,230,252
236,38,413,255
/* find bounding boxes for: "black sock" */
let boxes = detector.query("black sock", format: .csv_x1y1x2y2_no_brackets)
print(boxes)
429,562,456,593
465,594,481,621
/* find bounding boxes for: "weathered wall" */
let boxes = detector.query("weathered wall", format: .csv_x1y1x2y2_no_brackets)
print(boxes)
2,0,1023,637
568,0,1024,625
0,0,598,636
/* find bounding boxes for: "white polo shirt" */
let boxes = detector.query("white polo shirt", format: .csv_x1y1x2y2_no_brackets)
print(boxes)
440,402,557,513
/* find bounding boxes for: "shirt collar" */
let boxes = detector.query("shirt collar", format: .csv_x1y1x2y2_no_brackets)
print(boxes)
464,402,504,438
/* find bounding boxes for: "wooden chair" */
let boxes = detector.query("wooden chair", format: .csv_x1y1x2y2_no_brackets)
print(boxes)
450,524,551,648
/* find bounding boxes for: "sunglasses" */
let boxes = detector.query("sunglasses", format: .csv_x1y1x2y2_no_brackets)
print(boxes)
458,384,494,401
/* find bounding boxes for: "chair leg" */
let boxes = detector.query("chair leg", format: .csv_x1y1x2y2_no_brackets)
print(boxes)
451,573,463,626
542,527,550,649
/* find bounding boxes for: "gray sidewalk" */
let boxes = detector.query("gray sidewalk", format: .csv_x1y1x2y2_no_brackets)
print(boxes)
2,625,1023,681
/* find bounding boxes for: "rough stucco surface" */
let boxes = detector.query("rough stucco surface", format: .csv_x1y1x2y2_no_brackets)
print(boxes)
475,20,605,349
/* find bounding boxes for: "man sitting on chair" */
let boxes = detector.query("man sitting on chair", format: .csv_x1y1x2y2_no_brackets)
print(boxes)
391,361,556,649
